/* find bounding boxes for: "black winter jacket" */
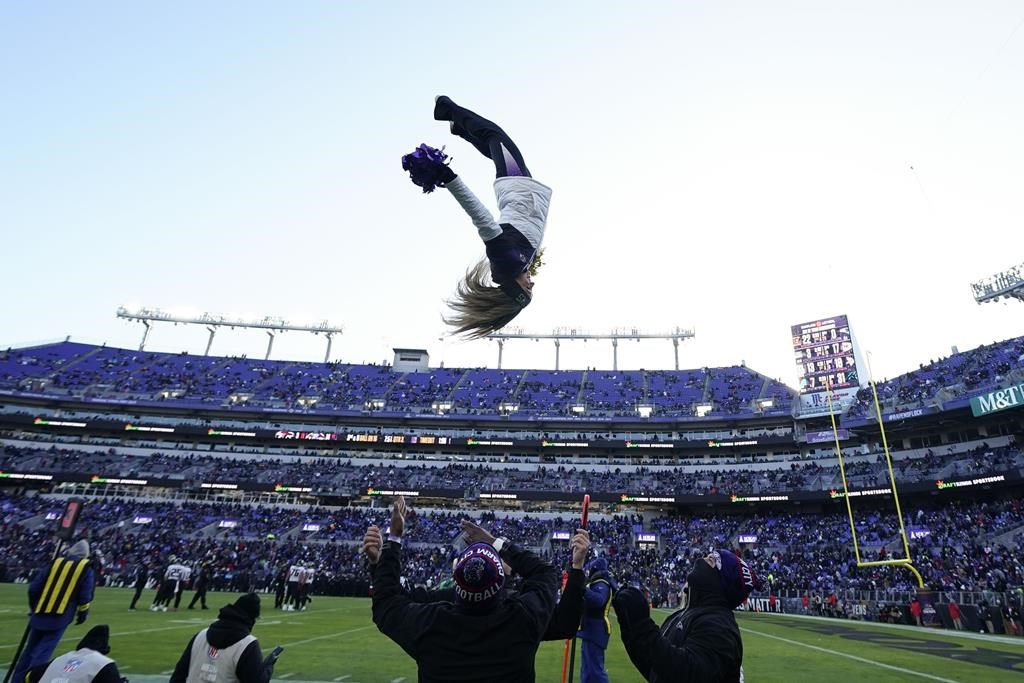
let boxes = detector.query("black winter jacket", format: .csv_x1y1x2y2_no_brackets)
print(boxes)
617,562,743,682
372,540,558,682
410,566,584,641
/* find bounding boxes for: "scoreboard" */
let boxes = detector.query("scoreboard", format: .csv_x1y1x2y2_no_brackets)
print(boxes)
791,315,860,394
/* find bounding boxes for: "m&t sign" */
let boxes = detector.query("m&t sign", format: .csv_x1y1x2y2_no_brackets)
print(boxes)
970,383,1024,417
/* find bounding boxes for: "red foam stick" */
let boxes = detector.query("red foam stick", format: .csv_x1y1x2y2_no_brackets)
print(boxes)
581,493,590,530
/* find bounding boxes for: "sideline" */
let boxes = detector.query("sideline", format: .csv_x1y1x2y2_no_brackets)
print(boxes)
740,626,961,682
733,610,1024,647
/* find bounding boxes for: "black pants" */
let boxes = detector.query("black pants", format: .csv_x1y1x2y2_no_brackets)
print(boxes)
130,585,145,609
188,587,207,609
291,586,306,609
437,97,530,179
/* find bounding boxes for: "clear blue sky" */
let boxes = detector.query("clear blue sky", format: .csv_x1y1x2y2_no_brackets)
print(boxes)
3,1,1022,385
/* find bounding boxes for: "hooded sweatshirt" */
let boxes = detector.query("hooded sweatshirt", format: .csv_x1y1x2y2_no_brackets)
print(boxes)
169,604,272,683
618,561,744,682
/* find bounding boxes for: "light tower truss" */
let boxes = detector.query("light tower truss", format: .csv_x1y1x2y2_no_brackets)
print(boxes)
485,326,695,371
971,261,1024,304
115,306,344,361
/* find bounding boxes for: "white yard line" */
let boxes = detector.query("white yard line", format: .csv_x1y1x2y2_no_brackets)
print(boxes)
333,676,351,681
0,605,359,649
277,673,295,679
279,625,376,648
390,678,406,683
0,622,199,649
741,627,960,682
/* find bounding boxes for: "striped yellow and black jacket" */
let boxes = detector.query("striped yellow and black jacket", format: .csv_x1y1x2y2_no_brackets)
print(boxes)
28,555,95,630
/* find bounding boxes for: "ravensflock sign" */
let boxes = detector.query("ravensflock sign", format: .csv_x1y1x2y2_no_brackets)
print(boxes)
970,383,1024,417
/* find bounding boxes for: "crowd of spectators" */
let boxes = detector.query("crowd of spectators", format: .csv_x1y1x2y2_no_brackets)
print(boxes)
845,335,1024,417
4,489,1023,608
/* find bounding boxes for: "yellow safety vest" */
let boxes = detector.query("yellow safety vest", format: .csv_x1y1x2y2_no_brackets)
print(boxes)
35,558,91,615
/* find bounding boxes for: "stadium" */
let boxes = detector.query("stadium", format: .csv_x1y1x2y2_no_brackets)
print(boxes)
5,4,1024,683
2,312,1024,681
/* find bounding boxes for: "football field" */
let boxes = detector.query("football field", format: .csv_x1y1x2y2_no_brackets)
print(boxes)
0,586,1021,682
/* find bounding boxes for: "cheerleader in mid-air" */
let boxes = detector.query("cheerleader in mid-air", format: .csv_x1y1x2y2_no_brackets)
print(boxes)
402,96,552,338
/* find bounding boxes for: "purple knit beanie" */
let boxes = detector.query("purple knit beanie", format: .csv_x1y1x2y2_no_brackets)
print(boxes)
711,549,759,608
453,543,506,612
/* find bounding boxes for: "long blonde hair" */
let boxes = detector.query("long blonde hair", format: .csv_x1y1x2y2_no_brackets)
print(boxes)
444,258,525,339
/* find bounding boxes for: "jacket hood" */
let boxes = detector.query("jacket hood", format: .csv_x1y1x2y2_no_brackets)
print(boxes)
77,625,110,655
206,604,254,648
684,559,730,610
66,540,90,559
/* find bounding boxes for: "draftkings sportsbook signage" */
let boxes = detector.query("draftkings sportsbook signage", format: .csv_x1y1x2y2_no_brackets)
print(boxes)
970,383,1024,418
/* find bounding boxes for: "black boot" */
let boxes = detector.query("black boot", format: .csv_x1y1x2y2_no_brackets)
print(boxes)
433,96,496,158
432,95,458,122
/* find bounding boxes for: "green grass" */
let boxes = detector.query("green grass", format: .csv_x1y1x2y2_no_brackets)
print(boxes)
0,586,1021,681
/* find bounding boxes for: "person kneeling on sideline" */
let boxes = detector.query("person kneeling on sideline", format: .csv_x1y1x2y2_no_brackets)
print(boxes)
170,593,282,683
613,549,760,682
27,625,125,683
365,497,559,682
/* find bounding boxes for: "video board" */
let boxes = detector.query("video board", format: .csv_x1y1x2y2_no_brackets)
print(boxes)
791,315,860,394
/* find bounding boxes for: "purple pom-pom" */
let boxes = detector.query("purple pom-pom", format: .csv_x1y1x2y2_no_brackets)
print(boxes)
402,144,452,194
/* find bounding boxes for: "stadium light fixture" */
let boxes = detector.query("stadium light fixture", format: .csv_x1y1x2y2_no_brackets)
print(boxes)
116,306,344,361
485,326,695,370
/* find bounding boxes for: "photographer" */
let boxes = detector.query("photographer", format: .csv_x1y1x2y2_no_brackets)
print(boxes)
613,549,758,682
365,497,559,682
169,593,281,683
27,625,124,683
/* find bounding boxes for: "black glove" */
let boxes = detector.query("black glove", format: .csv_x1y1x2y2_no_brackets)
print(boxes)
75,609,89,625
612,586,650,632
263,645,283,669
